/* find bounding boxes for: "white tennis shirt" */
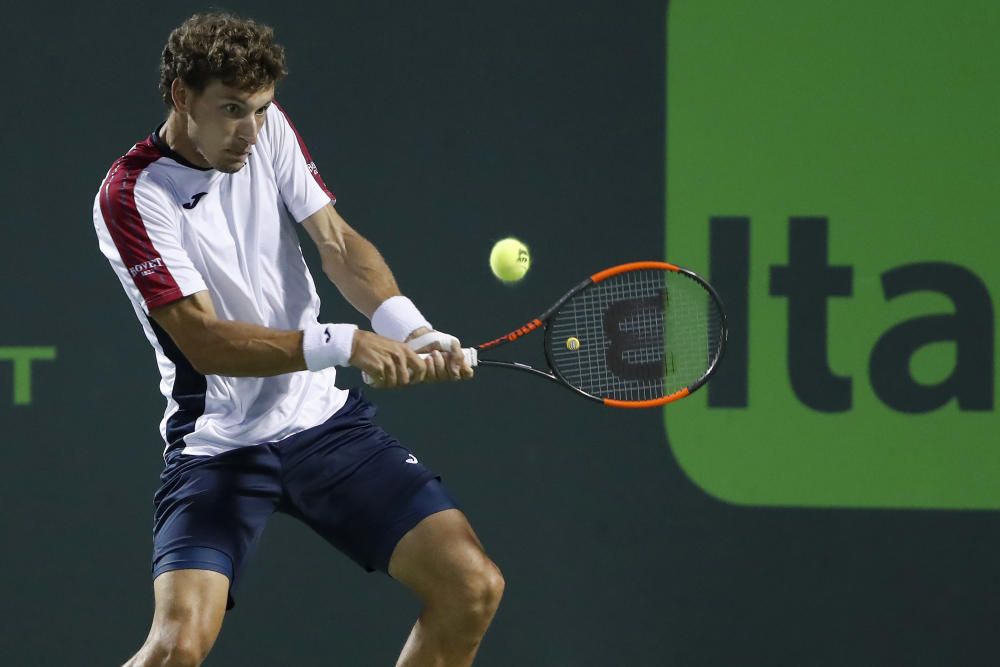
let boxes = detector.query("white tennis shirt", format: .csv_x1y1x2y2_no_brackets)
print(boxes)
93,103,350,457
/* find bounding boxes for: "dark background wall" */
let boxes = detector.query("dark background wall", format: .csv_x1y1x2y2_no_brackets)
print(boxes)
1,1,996,665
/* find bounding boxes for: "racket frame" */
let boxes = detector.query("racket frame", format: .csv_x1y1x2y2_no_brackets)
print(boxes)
474,261,728,408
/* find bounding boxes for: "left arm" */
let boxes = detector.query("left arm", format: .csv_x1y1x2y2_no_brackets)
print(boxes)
301,204,472,381
267,103,465,383
302,203,401,319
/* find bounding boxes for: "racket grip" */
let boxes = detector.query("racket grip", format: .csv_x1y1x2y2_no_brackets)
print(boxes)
362,347,478,385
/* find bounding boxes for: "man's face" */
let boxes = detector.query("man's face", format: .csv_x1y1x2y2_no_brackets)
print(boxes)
181,80,275,173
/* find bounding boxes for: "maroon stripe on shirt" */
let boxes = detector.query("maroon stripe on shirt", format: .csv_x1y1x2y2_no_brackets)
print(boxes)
273,101,336,200
99,137,184,310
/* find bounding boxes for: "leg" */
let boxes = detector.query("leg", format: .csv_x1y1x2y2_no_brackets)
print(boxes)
122,569,229,667
389,509,505,667
134,445,283,665
275,391,500,664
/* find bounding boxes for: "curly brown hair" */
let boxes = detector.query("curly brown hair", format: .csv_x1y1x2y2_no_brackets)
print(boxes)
159,12,288,107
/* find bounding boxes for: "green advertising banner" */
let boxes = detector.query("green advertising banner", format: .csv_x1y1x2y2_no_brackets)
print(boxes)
665,0,998,509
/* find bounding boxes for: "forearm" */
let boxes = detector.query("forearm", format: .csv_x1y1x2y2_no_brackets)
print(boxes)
193,318,306,377
302,205,430,343
152,286,357,379
320,230,401,318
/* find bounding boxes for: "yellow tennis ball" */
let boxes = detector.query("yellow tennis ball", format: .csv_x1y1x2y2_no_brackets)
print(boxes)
489,237,530,282
566,337,580,351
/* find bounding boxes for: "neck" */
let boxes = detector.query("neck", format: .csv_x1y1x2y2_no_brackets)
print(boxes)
160,112,212,169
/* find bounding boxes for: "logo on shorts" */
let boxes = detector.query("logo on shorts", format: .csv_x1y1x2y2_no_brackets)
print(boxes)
405,454,419,465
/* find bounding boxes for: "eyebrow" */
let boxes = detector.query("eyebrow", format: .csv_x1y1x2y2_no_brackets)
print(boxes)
220,98,274,110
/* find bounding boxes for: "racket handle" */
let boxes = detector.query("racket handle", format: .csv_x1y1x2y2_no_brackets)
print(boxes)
362,347,478,385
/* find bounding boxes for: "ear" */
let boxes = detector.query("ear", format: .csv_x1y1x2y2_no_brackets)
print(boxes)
170,79,190,114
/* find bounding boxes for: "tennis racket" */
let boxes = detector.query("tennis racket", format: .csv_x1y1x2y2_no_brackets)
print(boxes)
368,261,727,408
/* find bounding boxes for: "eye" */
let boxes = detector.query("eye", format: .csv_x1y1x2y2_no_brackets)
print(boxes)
223,104,241,115
255,105,270,116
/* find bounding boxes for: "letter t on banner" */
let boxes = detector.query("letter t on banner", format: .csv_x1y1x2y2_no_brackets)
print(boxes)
0,347,57,405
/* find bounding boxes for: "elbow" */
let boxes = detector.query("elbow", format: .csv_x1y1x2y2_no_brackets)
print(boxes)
321,238,348,258
183,343,216,376
188,354,214,376
176,323,223,376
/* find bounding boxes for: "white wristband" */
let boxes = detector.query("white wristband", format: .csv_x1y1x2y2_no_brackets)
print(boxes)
371,296,432,342
302,322,358,371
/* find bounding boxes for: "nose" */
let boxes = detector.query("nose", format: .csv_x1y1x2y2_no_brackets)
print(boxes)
237,115,258,146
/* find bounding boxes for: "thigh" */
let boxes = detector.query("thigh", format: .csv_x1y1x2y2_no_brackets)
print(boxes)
133,569,229,664
387,508,495,598
150,569,229,638
277,390,453,572
152,445,283,609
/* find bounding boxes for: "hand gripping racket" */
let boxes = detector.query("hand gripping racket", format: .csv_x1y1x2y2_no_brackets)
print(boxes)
368,261,727,408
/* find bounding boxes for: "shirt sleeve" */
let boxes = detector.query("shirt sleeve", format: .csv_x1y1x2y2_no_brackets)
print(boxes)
266,102,336,222
94,167,208,314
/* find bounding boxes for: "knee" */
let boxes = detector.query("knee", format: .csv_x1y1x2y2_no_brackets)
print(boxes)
453,559,505,626
141,617,215,667
161,637,208,667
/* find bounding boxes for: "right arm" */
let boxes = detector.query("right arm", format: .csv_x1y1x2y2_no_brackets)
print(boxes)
150,291,306,377
151,290,428,386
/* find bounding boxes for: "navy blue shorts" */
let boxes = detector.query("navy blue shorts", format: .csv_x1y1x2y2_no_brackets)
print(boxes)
151,388,459,609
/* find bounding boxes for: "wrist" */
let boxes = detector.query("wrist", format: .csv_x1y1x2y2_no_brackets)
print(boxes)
302,322,358,370
404,326,433,343
371,296,432,342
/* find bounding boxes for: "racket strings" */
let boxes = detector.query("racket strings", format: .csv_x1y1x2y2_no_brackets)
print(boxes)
547,268,724,402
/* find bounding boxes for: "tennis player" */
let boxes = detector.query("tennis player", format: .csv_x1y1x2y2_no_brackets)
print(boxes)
93,13,502,667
